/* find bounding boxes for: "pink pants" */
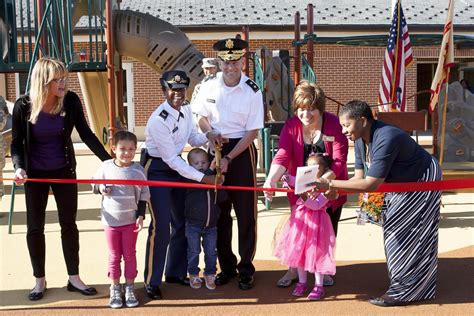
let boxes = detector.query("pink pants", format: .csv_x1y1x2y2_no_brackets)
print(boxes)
104,223,138,280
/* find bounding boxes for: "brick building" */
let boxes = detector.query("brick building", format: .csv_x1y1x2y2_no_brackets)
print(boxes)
1,0,473,139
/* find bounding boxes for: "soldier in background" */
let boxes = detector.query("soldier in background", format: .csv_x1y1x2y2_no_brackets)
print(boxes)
191,57,220,103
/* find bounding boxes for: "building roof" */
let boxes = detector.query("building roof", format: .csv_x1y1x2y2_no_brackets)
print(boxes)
119,0,473,30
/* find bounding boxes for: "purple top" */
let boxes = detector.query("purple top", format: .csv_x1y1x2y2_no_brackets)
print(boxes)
29,111,67,170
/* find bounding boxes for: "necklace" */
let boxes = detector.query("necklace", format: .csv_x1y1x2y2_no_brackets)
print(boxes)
308,129,319,144
305,116,323,144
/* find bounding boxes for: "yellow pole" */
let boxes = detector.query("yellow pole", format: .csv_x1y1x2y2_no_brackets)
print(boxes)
439,68,450,165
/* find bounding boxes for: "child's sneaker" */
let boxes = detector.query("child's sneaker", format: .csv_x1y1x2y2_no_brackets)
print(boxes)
109,284,123,309
307,286,325,300
204,274,216,290
124,284,139,308
189,275,202,289
291,282,307,297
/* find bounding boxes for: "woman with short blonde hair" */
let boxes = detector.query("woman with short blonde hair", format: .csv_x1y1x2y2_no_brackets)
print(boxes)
264,80,348,290
11,57,111,301
291,81,326,114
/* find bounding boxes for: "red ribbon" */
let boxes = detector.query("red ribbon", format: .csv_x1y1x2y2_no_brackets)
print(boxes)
2,177,473,194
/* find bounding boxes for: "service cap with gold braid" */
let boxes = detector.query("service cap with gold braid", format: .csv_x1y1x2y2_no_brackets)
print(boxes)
160,70,190,89
213,38,248,61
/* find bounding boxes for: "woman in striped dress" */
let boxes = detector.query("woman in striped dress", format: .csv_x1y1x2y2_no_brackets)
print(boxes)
312,100,442,307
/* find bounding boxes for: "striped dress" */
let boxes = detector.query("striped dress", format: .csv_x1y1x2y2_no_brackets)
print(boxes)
356,121,443,303
382,157,442,302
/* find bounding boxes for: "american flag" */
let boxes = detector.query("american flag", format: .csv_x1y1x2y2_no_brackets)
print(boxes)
378,0,413,112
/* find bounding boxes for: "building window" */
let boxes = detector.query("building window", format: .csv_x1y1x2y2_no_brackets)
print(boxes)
15,72,28,98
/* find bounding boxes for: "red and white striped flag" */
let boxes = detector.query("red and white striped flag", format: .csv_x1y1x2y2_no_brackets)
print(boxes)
378,0,413,112
429,0,455,112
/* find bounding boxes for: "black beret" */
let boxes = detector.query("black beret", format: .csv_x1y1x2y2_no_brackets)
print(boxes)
213,38,248,61
160,70,190,89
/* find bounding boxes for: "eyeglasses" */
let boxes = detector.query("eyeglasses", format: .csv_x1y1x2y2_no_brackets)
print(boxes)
52,77,67,84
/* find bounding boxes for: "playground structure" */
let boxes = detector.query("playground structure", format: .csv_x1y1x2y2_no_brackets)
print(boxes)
437,82,474,163
0,0,314,144
0,0,331,214
0,0,208,148
0,0,319,163
1,1,473,200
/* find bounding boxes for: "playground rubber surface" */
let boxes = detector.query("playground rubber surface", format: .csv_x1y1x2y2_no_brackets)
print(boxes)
0,246,472,315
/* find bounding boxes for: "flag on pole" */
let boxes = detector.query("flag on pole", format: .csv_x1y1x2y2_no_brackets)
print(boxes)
429,0,455,112
378,0,413,112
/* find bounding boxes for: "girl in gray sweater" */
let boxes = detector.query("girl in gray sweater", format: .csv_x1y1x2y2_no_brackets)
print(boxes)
93,131,150,308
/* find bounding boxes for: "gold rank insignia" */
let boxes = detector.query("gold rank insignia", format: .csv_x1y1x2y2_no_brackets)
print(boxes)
172,75,182,83
225,39,234,49
161,70,190,89
214,38,248,61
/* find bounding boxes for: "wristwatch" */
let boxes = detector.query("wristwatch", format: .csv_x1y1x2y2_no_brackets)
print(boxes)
224,155,232,164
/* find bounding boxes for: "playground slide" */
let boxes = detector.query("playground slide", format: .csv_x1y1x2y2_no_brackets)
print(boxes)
70,4,205,96
77,9,205,145
114,10,204,99
77,72,110,151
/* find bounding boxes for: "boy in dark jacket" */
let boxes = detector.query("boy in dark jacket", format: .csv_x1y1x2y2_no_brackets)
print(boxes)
185,148,226,290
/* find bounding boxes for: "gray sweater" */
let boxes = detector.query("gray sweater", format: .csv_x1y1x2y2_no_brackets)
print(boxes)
93,159,150,227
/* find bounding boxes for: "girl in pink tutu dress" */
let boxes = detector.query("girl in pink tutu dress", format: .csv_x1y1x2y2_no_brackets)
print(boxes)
274,153,336,300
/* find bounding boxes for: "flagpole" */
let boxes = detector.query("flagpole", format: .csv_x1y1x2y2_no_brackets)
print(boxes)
429,0,454,160
432,106,439,157
390,0,401,112
439,69,450,165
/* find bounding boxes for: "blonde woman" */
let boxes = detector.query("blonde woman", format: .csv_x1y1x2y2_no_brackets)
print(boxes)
11,57,111,301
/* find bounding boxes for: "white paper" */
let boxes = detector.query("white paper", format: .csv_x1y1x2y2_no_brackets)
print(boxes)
294,165,319,195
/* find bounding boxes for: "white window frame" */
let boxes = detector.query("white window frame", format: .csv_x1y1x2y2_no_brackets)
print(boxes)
122,62,135,132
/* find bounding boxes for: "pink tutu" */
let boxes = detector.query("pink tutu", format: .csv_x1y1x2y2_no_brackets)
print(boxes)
274,200,336,275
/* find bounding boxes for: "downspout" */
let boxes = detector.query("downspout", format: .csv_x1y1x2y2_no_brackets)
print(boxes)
294,11,301,86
